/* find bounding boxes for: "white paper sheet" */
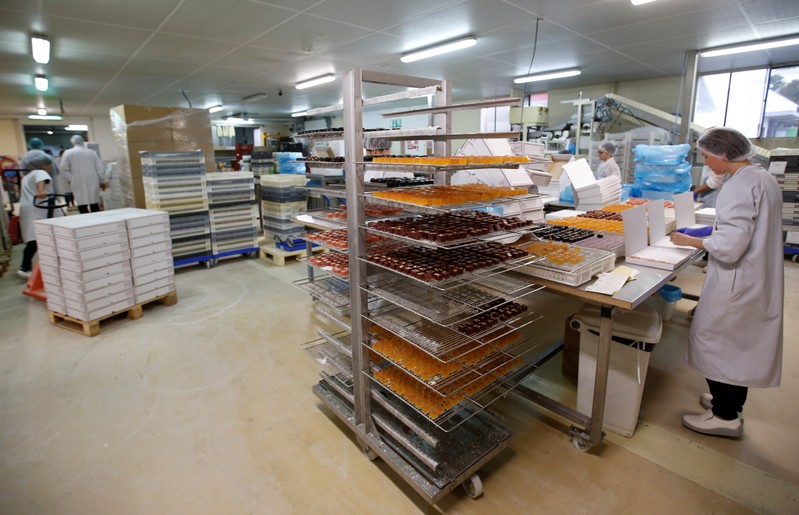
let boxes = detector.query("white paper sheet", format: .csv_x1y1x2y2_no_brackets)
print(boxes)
586,273,629,296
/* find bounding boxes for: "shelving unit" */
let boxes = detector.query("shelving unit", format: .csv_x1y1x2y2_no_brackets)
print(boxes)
298,68,553,504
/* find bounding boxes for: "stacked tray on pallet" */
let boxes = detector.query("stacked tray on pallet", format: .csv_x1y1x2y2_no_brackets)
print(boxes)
140,151,211,265
33,209,176,321
260,174,308,244
206,172,259,257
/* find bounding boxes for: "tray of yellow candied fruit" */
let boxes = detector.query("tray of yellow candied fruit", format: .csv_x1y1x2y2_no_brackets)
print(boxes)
370,184,528,208
547,216,624,234
516,239,616,286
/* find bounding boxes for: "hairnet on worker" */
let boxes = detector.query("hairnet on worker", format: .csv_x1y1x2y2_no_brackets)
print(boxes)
27,137,45,150
697,127,753,161
70,134,86,146
23,153,52,171
364,138,391,151
598,141,616,156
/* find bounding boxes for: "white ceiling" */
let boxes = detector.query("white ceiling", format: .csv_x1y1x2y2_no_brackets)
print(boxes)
1,0,797,121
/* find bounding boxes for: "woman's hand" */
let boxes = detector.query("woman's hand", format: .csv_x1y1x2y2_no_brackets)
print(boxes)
670,231,701,249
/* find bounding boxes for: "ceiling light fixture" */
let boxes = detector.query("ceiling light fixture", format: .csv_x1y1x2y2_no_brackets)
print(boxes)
37,108,47,116
34,74,48,92
66,124,89,131
208,105,224,113
630,0,657,5
295,74,335,90
32,35,50,64
241,92,268,102
28,114,62,120
291,111,308,118
700,36,799,58
400,36,477,63
513,69,581,84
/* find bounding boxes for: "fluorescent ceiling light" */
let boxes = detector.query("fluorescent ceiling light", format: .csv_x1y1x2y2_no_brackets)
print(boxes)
208,105,224,113
66,124,89,131
700,37,799,58
28,114,62,120
295,74,336,90
241,92,268,102
291,111,308,118
401,37,477,63
37,108,47,116
224,117,255,124
630,0,657,5
34,74,48,92
32,35,50,64
513,69,581,84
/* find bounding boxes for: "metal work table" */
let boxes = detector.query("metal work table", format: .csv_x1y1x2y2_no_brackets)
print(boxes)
513,252,702,451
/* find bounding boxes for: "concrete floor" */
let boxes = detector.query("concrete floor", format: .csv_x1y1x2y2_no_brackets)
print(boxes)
1,249,798,514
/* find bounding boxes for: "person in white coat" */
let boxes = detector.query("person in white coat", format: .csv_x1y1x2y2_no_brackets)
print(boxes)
594,141,621,180
670,127,783,438
17,154,63,278
60,135,106,213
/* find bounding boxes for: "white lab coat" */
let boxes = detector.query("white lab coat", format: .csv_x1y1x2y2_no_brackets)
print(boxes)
20,169,62,242
21,150,59,193
594,158,620,179
61,145,105,206
689,164,784,387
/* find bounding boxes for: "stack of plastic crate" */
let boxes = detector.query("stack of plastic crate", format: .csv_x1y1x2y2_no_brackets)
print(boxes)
206,172,259,258
260,174,308,245
140,151,211,265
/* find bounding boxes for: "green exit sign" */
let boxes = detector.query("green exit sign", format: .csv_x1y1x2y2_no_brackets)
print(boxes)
391,119,401,129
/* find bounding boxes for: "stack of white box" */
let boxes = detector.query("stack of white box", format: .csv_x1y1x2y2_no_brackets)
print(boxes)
34,208,175,321
34,215,134,321
98,208,175,304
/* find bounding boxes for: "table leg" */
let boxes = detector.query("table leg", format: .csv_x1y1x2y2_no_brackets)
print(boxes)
588,305,615,445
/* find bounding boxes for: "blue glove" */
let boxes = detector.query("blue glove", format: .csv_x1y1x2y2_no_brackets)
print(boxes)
676,225,712,237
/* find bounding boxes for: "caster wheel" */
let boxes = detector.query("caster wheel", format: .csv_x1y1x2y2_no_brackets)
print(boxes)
572,436,590,452
273,235,282,244
246,251,258,258
462,473,483,498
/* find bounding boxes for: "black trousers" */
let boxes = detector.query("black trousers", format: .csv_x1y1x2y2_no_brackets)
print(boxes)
77,203,100,214
21,240,38,272
707,378,748,420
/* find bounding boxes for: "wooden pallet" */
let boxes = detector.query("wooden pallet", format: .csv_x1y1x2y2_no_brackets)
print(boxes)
48,291,178,337
259,244,326,266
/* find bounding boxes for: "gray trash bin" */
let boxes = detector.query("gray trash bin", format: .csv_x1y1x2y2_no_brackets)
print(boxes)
571,303,662,437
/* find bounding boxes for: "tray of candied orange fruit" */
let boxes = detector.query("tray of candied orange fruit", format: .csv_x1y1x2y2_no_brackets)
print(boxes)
516,240,616,286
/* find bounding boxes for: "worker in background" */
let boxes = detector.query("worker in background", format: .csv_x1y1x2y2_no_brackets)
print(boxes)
670,127,783,439
17,154,62,279
594,141,621,180
54,148,74,207
20,138,59,190
364,137,392,158
693,165,724,209
60,135,107,213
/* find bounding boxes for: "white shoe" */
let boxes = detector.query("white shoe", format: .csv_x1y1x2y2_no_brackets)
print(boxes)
699,393,743,421
682,409,742,438
16,269,31,279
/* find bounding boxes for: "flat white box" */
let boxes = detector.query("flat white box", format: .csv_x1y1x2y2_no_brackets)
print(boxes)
132,257,174,276
63,279,133,305
130,240,172,258
56,240,129,262
130,251,172,270
66,298,136,322
39,263,61,285
52,217,127,240
47,299,66,314
98,207,170,228
129,230,171,248
59,249,131,273
57,231,129,252
622,203,693,271
135,276,175,296
37,242,58,257
61,270,133,294
59,260,130,284
135,284,175,304
133,267,173,286
38,252,59,268
66,289,135,315
33,218,61,245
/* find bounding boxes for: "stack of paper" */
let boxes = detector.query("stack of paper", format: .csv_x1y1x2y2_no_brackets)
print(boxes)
695,207,716,225
622,201,694,270
563,159,622,211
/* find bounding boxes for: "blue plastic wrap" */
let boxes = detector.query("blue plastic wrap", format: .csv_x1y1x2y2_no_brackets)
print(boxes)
633,144,690,165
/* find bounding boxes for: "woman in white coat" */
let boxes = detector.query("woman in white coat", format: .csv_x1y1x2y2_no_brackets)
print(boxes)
670,127,783,438
594,141,621,179
17,154,62,278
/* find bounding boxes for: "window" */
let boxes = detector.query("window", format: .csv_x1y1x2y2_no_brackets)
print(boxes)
694,65,799,139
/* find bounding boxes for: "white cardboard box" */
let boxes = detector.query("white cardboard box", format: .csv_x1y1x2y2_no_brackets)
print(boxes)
59,250,131,273
622,203,693,270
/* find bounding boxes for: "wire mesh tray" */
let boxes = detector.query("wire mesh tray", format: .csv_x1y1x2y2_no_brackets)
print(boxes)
303,337,353,386
363,192,534,214
361,161,524,173
294,275,351,311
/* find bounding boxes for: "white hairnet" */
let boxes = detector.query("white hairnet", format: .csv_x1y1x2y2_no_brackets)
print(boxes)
599,141,617,155
70,134,85,146
364,138,390,150
25,153,52,170
697,127,753,161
